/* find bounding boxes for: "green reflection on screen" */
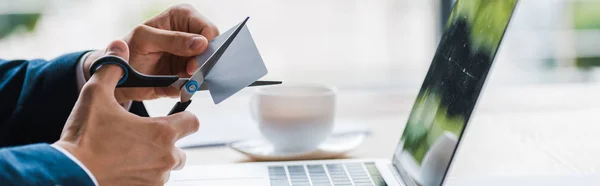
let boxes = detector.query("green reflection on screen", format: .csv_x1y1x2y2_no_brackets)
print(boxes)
395,0,517,186
449,0,517,56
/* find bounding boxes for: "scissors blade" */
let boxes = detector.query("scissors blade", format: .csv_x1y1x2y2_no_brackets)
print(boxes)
191,17,249,83
180,17,250,102
248,80,282,87
170,78,190,89
195,80,281,91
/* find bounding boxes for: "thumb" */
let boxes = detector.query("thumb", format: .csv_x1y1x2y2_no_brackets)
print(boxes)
86,40,130,95
104,40,130,61
62,41,130,141
129,25,208,56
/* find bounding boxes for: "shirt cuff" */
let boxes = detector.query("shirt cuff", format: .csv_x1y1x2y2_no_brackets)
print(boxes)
50,144,99,186
75,51,91,94
77,51,132,110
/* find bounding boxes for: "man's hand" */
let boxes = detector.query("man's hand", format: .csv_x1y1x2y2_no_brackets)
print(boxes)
55,40,200,185
83,4,220,104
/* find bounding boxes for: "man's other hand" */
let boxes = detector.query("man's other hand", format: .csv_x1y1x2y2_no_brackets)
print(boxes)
83,4,220,104
55,40,200,185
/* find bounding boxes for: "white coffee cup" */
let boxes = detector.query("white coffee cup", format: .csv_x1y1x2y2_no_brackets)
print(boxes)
250,84,336,153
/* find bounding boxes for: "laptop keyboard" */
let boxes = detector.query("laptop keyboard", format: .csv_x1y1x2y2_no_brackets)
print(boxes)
268,162,387,186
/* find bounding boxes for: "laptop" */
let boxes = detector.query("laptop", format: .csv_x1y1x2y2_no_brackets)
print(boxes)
167,0,518,185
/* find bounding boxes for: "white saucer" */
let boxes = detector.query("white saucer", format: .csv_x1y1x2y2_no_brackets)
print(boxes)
229,132,368,161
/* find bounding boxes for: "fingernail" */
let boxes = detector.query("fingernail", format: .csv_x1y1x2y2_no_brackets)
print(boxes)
107,47,121,54
189,37,205,50
187,61,198,75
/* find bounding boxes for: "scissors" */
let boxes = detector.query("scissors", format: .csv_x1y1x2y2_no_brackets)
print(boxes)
89,17,281,115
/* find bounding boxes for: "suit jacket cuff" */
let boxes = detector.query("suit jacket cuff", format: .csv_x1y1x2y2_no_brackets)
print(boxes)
0,144,95,185
51,144,99,186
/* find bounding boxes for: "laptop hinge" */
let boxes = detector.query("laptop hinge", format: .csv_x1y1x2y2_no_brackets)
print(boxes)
388,164,406,186
389,163,419,186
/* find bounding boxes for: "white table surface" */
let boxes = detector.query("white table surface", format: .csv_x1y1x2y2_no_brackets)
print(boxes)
145,83,600,184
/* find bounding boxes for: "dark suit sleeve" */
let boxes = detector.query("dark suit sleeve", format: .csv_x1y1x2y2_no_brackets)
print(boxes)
0,143,95,186
0,52,148,148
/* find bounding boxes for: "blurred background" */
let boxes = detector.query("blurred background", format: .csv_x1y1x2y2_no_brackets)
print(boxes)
1,0,600,89
3,0,600,180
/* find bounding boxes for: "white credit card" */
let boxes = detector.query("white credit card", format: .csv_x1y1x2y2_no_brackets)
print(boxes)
196,20,267,104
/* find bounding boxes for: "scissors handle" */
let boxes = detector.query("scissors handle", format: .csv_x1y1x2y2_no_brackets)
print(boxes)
168,100,192,115
89,55,179,87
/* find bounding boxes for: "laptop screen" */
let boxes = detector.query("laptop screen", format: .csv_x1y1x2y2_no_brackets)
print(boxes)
392,0,517,185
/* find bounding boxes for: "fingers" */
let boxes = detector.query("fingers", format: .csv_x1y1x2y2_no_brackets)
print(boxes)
186,57,199,75
164,111,200,140
172,148,187,170
129,25,208,57
153,87,181,98
188,15,219,40
169,4,217,75
167,4,220,40
86,40,130,94
161,172,171,185
152,111,196,172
